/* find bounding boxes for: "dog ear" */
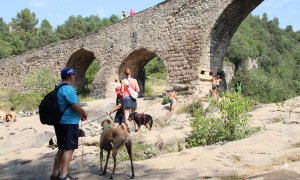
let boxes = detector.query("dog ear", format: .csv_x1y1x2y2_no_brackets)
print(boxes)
101,120,105,127
101,119,112,127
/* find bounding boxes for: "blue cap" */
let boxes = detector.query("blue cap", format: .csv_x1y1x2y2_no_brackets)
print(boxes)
60,68,76,78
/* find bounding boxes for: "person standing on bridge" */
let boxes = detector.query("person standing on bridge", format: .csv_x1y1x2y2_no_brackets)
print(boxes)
120,11,126,20
130,9,135,16
121,67,140,132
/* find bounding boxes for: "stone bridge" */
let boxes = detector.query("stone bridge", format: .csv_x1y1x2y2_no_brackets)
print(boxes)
0,0,263,98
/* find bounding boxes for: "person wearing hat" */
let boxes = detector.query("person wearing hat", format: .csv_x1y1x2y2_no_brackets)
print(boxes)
51,68,88,180
106,86,127,131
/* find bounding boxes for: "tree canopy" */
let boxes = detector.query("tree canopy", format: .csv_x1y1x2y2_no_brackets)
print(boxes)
227,14,300,103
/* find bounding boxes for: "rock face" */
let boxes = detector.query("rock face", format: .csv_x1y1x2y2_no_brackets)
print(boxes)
0,0,263,98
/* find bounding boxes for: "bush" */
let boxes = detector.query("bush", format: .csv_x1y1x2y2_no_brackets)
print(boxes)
85,60,100,86
143,85,154,97
161,96,169,105
187,91,258,147
12,92,42,111
24,68,58,95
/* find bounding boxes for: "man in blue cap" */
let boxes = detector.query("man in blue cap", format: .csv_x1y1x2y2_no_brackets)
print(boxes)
51,68,88,180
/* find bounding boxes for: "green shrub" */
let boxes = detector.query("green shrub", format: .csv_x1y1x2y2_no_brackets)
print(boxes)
12,92,42,111
143,85,154,97
24,68,58,95
85,60,100,86
161,96,169,105
0,88,17,109
187,91,258,147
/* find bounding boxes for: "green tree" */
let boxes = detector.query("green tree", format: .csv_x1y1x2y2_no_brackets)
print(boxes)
37,19,59,46
10,8,38,33
56,15,118,40
226,13,300,103
0,18,13,58
9,9,40,51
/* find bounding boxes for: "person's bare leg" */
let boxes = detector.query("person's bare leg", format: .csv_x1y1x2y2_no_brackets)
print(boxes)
59,149,74,178
121,123,127,131
131,108,139,131
133,121,139,132
52,149,64,176
124,108,131,131
6,115,11,122
113,123,119,128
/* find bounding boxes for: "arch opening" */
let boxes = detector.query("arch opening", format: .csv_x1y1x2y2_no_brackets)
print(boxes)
118,48,167,97
209,0,263,92
210,0,263,75
66,48,99,95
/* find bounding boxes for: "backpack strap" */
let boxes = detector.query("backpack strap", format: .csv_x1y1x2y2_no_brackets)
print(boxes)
55,83,71,114
125,78,136,91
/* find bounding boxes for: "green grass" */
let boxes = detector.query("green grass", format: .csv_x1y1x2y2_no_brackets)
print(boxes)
143,72,167,96
0,88,17,110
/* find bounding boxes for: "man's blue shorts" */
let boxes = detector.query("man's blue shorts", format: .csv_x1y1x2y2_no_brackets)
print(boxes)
54,124,79,150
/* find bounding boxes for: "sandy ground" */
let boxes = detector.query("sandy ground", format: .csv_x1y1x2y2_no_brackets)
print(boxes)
0,96,300,180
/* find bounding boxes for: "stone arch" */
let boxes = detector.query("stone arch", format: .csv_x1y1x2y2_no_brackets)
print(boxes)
210,0,263,75
66,48,96,90
117,48,167,95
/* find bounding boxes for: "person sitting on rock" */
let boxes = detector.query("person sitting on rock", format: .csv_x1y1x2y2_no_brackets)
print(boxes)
0,107,7,121
6,107,16,122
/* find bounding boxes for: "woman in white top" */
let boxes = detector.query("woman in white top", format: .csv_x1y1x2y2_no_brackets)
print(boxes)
121,67,140,132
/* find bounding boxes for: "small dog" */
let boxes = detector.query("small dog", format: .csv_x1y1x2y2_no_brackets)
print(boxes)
99,119,134,179
48,136,57,149
48,129,85,150
129,112,153,131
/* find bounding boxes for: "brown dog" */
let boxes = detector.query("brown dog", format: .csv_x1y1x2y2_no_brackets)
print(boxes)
129,112,153,131
100,119,134,179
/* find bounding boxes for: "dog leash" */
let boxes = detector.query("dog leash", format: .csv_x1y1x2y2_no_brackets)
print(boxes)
81,114,109,126
108,114,114,121
79,114,110,169
80,121,85,167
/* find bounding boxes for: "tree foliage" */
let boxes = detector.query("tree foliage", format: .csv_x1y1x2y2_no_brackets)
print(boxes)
0,9,118,58
227,14,300,103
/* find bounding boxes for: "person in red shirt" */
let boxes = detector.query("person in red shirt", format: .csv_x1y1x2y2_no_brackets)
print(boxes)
130,9,135,16
121,67,140,132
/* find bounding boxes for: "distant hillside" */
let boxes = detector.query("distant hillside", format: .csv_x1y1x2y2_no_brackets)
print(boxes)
226,13,300,103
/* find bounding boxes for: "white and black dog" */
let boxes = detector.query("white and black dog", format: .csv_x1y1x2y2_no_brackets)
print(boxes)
128,112,153,131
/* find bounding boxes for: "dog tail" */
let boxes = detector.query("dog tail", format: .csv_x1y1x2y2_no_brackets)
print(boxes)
149,117,153,131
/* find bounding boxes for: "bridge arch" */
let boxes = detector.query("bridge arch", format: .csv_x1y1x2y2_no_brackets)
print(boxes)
66,48,97,91
210,0,263,75
118,48,168,95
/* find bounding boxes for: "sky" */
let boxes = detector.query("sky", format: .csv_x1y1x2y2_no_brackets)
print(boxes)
0,0,299,31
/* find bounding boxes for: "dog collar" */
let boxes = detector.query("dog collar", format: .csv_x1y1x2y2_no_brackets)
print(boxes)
103,124,112,130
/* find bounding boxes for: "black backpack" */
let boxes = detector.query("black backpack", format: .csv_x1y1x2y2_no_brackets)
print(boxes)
39,83,70,125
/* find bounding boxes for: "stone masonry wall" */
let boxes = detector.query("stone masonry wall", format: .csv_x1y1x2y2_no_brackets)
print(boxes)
0,0,263,98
